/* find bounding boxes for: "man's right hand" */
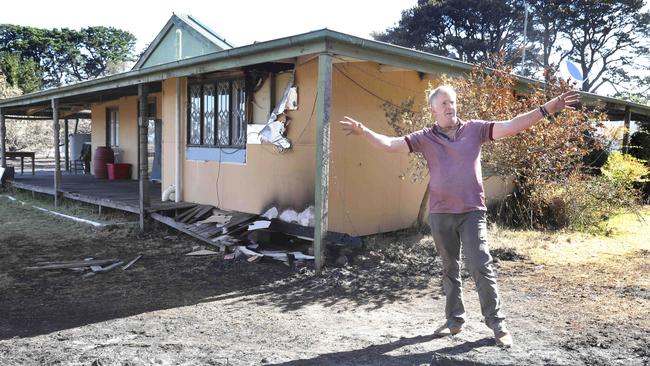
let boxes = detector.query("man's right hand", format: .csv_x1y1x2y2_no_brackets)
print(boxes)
339,116,365,136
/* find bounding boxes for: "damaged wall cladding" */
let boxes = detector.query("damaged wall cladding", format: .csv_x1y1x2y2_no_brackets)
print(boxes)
160,62,318,220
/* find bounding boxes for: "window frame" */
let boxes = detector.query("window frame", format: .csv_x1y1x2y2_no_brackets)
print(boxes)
106,107,119,148
187,75,248,149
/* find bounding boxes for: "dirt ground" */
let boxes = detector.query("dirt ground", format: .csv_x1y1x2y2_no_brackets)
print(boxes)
0,189,648,366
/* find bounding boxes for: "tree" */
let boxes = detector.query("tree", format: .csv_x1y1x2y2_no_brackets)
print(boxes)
558,0,650,93
374,0,650,97
0,69,20,98
0,51,42,93
372,0,525,64
524,0,571,75
0,24,137,88
63,26,137,83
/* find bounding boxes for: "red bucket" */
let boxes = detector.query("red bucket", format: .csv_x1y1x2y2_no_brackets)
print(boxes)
106,163,131,180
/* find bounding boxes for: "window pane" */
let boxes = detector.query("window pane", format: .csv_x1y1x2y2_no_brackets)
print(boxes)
217,81,230,146
232,79,246,147
203,84,215,145
114,110,119,146
109,109,119,147
189,84,201,145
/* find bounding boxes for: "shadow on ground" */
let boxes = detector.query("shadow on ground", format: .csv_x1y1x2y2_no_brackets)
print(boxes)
265,335,498,366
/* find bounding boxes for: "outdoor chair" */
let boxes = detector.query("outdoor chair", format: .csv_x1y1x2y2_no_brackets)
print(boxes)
73,143,91,174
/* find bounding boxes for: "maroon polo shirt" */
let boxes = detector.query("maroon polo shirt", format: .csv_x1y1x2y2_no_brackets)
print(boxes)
404,119,495,214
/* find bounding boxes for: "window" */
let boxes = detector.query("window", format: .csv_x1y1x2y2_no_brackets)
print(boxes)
107,108,119,148
188,77,247,148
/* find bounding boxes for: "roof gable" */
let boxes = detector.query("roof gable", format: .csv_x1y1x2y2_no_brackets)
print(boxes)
133,14,233,70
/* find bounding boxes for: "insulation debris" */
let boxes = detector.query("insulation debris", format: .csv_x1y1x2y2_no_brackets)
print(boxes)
261,207,278,219
248,220,272,231
277,206,315,227
260,120,291,151
260,72,296,152
279,209,299,224
285,87,298,111
232,245,313,263
259,251,314,261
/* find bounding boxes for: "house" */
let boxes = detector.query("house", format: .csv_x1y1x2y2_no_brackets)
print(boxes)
2,14,649,242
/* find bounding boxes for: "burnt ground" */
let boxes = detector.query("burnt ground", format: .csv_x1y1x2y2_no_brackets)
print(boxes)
0,189,648,366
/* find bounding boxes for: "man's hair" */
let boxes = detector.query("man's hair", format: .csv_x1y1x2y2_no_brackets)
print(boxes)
428,85,457,106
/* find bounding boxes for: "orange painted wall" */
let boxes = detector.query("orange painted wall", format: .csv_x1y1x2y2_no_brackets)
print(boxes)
92,60,510,236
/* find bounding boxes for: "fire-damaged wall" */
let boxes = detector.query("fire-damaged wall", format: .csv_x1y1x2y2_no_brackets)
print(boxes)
154,59,511,236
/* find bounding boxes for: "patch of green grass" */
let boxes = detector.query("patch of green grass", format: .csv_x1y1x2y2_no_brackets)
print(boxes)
602,206,650,238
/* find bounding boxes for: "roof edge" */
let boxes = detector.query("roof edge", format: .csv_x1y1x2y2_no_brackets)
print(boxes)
2,28,648,117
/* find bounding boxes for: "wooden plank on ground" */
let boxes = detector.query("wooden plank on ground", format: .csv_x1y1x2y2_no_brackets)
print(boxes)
147,201,197,213
182,204,213,224
173,204,201,221
26,258,120,270
150,212,226,250
200,225,223,237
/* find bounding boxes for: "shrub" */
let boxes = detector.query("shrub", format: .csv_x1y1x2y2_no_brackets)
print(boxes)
629,131,650,164
528,172,642,232
601,152,649,188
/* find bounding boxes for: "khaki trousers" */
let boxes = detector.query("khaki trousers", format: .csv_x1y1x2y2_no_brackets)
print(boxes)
428,210,506,329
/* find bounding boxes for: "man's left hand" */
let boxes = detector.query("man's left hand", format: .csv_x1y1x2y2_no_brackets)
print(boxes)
545,91,580,114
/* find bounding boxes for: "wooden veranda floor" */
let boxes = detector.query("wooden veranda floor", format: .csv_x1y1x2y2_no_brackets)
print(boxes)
6,172,194,214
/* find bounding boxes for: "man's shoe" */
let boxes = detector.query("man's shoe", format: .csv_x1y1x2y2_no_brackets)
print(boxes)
434,320,463,336
493,324,513,348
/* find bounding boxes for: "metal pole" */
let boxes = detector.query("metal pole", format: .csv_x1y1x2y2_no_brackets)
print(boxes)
0,108,6,169
314,52,333,275
175,78,182,202
138,84,150,230
64,118,69,171
521,0,529,73
622,106,631,154
52,98,61,207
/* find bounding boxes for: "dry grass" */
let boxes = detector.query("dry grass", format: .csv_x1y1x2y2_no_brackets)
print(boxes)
489,207,650,338
489,206,650,266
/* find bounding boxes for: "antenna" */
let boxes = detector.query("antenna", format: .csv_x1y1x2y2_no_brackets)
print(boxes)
521,0,529,73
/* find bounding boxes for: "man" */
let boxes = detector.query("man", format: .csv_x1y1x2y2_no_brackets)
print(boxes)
339,85,578,347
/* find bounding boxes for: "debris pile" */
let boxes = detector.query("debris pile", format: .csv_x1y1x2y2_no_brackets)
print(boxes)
152,204,362,268
25,255,142,278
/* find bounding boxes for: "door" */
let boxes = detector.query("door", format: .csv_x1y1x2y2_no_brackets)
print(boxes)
149,119,162,181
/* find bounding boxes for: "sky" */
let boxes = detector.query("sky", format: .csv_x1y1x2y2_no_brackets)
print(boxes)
1,0,647,100
0,0,417,53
